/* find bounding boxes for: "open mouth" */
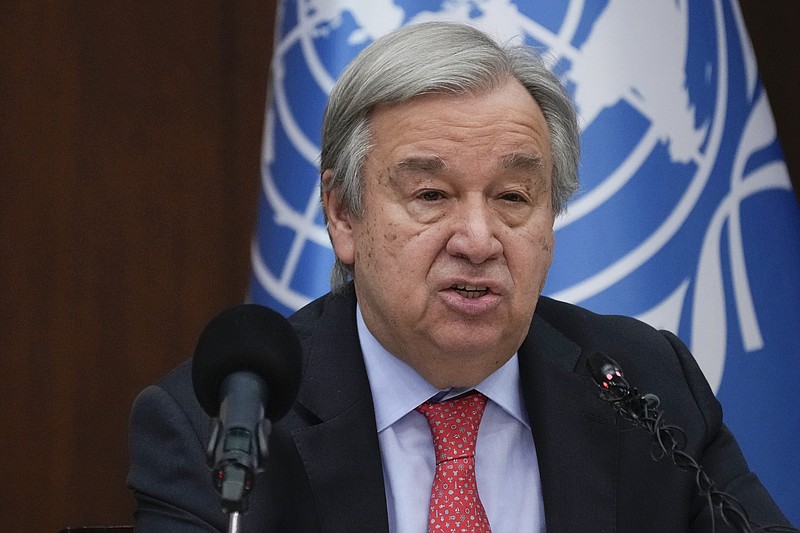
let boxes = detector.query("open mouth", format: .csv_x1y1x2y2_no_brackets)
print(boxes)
452,284,489,299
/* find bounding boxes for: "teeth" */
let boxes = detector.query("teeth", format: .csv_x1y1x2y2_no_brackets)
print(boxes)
454,284,488,291
453,284,489,298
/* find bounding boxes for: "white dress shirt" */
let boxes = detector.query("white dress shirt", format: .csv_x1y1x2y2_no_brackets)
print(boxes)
357,306,546,533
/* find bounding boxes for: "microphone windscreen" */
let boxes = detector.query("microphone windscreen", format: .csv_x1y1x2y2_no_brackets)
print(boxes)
191,304,302,422
586,352,624,388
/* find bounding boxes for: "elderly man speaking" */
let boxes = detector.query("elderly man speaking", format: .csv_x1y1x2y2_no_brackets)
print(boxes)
128,22,793,533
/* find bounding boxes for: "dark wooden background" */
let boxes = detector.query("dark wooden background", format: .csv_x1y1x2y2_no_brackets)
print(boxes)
1,2,797,532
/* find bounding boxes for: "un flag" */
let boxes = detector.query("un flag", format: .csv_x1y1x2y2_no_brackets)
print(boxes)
250,1,800,523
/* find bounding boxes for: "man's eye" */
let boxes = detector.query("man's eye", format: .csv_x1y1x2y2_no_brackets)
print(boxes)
418,190,444,201
500,192,527,203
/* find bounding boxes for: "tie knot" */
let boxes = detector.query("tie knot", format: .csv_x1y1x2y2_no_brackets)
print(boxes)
416,391,487,464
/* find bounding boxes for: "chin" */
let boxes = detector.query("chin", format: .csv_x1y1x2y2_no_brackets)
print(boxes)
433,330,511,360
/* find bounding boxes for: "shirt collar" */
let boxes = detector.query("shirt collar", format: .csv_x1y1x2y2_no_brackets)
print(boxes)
357,304,530,432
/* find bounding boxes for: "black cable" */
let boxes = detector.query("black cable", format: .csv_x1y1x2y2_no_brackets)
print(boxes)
588,353,797,533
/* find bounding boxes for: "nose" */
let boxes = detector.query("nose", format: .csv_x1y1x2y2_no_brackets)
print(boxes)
445,200,503,264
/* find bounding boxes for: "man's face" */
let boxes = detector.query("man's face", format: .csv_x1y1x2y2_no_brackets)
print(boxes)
325,78,556,388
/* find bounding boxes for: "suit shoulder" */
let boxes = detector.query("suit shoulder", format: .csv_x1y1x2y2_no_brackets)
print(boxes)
136,358,209,434
535,295,662,345
156,358,195,399
289,285,356,342
536,296,718,419
533,296,696,396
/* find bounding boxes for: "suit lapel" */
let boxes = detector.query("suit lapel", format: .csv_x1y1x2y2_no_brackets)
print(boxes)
520,313,620,533
292,291,390,533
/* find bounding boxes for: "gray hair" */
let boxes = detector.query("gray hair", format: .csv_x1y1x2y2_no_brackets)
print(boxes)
320,22,580,290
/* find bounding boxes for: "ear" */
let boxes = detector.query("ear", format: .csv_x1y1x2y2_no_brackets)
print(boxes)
322,169,356,266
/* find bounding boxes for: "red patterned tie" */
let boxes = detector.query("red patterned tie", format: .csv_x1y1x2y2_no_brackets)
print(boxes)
416,391,492,533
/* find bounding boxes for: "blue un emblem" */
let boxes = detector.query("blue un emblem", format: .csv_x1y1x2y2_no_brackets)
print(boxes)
250,1,800,521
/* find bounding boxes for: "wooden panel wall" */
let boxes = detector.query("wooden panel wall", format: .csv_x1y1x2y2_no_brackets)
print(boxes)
0,2,796,532
0,2,276,531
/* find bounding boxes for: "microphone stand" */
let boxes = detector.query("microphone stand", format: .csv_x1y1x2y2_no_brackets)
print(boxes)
205,374,273,533
206,419,271,533
228,512,241,533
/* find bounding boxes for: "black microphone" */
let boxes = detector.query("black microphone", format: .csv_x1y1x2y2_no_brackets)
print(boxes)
192,304,302,515
586,352,797,533
586,352,659,421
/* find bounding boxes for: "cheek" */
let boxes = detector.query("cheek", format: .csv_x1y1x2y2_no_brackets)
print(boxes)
354,225,377,268
538,234,555,290
541,231,555,265
511,227,554,283
354,219,404,273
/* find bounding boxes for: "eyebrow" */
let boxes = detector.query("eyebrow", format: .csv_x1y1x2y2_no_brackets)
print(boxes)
501,153,544,173
395,154,542,173
395,156,446,175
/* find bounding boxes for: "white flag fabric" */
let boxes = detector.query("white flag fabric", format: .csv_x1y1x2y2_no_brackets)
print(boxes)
250,0,800,523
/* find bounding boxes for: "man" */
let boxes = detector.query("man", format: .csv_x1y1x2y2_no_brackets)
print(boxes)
128,22,792,532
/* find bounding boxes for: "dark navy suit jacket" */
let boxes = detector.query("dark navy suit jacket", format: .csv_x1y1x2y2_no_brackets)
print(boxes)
127,285,790,532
